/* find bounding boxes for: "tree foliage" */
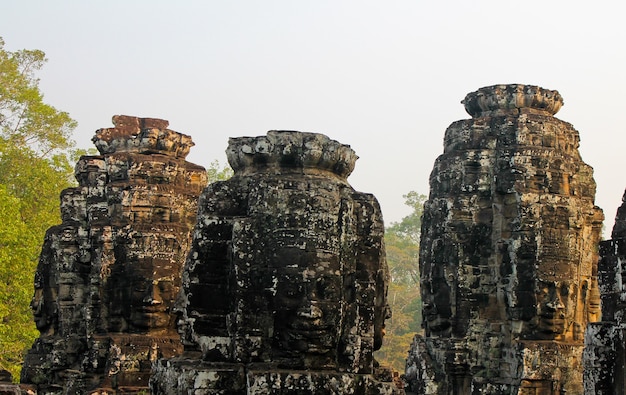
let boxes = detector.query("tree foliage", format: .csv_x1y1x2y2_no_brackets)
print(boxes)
375,191,427,372
0,37,77,380
206,159,233,183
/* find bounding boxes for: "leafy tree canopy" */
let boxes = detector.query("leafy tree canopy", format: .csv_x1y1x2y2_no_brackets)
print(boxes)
0,37,77,380
374,191,426,372
206,159,233,183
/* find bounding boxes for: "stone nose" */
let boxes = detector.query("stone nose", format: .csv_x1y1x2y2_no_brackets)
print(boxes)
143,285,163,305
297,303,323,319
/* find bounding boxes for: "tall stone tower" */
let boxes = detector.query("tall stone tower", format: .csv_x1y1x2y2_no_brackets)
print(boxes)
21,116,207,394
151,131,403,394
405,85,603,394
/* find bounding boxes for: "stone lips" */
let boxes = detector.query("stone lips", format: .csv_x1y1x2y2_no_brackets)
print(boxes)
462,84,564,117
226,130,358,179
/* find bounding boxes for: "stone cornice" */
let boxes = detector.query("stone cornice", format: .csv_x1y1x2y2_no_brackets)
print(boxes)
462,84,563,118
226,130,357,179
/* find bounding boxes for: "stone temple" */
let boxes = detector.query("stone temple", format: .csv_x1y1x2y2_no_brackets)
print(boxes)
19,86,619,394
20,116,207,394
151,130,402,394
405,84,604,394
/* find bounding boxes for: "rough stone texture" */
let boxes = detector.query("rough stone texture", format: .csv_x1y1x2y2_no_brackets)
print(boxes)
584,190,626,394
150,130,403,394
0,370,20,395
583,323,626,394
405,85,603,394
20,115,207,394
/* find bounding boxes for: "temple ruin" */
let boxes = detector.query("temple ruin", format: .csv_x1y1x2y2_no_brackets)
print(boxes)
405,84,604,394
150,130,402,394
19,85,624,394
20,116,207,394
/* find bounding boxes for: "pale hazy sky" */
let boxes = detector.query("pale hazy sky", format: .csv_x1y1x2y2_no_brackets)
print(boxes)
2,1,625,230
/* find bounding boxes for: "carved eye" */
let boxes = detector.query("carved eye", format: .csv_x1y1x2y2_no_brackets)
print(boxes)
316,277,340,301
134,285,147,294
132,279,148,293
159,280,174,294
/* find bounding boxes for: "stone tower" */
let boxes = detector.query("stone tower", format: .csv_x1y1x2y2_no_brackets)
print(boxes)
405,85,603,394
584,190,626,394
151,131,403,394
21,116,207,394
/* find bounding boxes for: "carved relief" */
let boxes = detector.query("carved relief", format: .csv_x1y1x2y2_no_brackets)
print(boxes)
21,116,206,394
406,85,603,394
151,131,402,394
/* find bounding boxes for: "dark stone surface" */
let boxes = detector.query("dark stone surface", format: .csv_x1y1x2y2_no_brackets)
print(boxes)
151,130,403,394
584,191,626,394
406,85,603,394
0,370,19,395
20,116,207,394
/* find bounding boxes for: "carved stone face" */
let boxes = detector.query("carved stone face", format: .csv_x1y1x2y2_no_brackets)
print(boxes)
374,288,392,351
108,257,179,332
421,256,454,336
275,274,342,355
128,272,176,330
422,282,453,336
31,286,54,333
586,279,601,322
535,280,574,336
272,250,343,363
32,226,79,334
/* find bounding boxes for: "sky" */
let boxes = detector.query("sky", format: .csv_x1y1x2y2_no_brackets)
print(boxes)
2,1,625,231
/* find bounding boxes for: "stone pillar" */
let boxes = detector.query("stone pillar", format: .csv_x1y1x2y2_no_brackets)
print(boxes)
405,85,603,394
151,130,403,394
584,190,626,394
21,116,207,394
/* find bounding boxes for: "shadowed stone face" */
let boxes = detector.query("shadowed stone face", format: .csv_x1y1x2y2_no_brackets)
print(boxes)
421,271,452,336
104,228,189,334
273,252,343,357
151,131,402,394
175,131,390,371
108,256,180,332
127,268,176,330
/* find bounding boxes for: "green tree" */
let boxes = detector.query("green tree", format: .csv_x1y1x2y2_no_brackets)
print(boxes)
375,192,427,372
206,159,233,183
0,37,77,380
